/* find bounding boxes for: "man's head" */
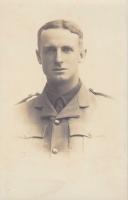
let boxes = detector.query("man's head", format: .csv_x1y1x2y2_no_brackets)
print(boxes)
36,20,86,84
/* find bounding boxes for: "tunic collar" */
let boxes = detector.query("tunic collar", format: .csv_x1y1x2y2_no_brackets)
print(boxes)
34,83,92,118
45,80,82,107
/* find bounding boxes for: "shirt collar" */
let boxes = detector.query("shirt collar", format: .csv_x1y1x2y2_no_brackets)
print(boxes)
45,80,82,107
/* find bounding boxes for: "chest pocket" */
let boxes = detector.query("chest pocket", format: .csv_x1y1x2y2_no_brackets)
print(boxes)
68,118,92,152
68,116,105,153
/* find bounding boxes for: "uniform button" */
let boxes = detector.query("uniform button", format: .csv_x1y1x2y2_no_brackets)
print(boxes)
52,147,58,154
54,119,60,125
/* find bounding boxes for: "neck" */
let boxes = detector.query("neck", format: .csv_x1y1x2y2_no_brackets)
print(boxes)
47,76,80,95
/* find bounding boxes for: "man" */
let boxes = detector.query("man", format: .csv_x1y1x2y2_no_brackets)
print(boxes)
17,20,111,155
1,19,124,200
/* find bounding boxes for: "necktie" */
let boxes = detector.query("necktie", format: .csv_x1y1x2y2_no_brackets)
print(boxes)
55,97,65,113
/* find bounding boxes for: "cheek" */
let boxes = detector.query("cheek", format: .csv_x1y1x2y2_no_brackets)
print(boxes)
65,55,79,65
67,51,80,61
42,55,52,66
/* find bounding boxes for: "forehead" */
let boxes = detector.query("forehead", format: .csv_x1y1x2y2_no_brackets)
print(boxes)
40,28,80,47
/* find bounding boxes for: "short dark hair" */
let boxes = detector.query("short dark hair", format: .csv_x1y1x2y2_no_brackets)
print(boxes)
37,19,83,49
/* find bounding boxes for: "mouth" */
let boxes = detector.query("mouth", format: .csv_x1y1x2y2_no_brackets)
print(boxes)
53,68,67,72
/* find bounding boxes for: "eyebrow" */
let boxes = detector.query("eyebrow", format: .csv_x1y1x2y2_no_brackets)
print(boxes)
43,44,74,48
43,45,56,49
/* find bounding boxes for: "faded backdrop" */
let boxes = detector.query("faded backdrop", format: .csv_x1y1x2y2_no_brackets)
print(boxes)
0,0,127,199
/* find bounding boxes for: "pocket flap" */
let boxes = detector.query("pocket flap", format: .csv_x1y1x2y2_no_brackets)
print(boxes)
68,118,92,138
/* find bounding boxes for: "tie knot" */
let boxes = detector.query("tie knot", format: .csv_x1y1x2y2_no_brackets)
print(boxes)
55,97,65,113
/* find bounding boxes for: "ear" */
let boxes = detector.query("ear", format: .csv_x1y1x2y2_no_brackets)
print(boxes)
81,49,87,58
36,49,42,64
78,49,87,62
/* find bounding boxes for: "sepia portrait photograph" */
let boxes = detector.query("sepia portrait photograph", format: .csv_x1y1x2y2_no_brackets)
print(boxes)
0,0,127,199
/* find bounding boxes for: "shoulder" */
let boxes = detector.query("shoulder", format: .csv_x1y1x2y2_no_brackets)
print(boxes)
16,92,41,105
15,92,43,120
88,87,113,105
85,88,114,124
88,88,115,127
89,88,112,99
14,92,46,135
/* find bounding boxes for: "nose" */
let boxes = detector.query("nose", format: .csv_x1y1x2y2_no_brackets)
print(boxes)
56,48,63,63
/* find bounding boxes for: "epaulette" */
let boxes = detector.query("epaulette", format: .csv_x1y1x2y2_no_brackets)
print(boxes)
16,93,40,105
89,88,112,99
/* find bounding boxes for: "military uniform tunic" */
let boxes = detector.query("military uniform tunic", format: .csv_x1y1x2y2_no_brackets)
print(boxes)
14,83,113,156
0,82,126,200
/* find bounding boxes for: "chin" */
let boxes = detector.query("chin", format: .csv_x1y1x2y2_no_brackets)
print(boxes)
53,78,67,84
49,75,69,83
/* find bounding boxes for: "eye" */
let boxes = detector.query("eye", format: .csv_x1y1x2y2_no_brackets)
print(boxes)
44,46,56,53
62,46,73,53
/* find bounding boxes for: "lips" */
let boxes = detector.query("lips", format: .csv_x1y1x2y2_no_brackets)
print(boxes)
53,68,67,71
